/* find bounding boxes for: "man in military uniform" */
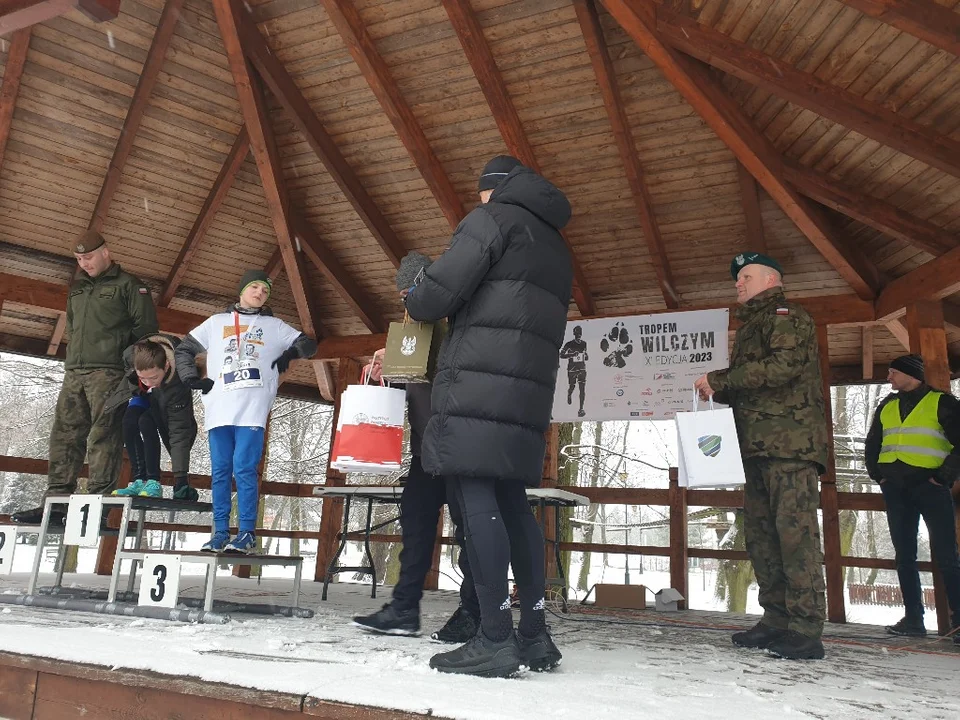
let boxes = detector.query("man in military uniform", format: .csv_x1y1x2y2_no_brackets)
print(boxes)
864,354,960,641
694,252,828,660
13,230,159,525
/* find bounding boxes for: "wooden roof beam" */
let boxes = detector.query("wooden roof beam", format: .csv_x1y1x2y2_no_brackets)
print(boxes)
318,0,465,230
876,243,960,320
574,0,679,309
650,3,960,180
0,28,30,176
46,310,65,356
263,247,284,280
736,161,766,254
233,0,405,268
160,127,250,306
88,0,185,233
601,0,882,300
212,0,317,338
292,213,387,334
0,0,118,36
784,161,959,257
440,0,596,316
838,1,960,57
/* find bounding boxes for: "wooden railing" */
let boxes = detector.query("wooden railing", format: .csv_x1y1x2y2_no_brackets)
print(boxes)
1,452,944,626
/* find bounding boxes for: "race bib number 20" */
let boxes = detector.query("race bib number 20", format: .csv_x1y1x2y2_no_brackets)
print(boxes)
223,366,263,391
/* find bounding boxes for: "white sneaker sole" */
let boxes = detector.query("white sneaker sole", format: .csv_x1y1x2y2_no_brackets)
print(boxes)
352,621,420,636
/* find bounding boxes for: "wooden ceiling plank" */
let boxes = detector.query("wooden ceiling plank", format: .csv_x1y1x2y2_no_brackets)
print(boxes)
159,127,250,306
212,0,317,337
736,160,766,254
875,243,960,320
318,0,465,230
837,0,960,57
264,247,284,281
0,0,118,36
88,0,186,234
651,3,960,180
234,2,405,268
440,0,596,316
0,28,30,176
600,0,882,300
574,0,679,309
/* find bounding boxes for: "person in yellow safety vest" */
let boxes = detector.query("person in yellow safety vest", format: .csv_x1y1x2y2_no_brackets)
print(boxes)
864,354,960,643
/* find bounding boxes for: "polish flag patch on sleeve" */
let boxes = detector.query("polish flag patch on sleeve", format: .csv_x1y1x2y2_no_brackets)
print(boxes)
776,307,789,315
138,287,149,294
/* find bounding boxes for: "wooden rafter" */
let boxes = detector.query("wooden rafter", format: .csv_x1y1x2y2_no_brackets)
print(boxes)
160,127,250,306
88,0,185,234
875,243,960,320
0,0,118,36
736,161,766,254
573,0,679,309
783,162,958,257
601,0,882,300
233,1,405,268
318,0,465,230
886,319,910,350
0,28,29,176
861,325,873,381
838,1,960,57
292,212,387,334
313,360,336,403
263,247,284,280
211,0,317,338
651,4,960,180
46,310,65,356
439,0,596,316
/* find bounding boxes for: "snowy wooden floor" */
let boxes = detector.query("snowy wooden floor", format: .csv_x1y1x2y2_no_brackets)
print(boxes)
1,571,958,720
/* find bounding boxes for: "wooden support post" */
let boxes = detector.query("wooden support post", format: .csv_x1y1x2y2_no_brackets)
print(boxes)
94,457,131,576
315,357,362,583
425,512,443,592
817,326,847,623
905,300,952,634
542,424,560,580
668,467,687,609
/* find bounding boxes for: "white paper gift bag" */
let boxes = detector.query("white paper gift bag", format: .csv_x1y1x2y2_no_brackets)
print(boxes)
675,392,746,489
331,381,406,474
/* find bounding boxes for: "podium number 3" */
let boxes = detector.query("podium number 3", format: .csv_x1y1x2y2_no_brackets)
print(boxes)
151,564,167,602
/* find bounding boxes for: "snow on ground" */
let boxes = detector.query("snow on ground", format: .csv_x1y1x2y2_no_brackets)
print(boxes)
1,564,958,720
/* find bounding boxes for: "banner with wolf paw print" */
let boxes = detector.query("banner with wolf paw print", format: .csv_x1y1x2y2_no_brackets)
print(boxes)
551,309,729,422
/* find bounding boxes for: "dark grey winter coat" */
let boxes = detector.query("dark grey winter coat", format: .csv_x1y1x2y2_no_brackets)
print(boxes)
404,166,573,484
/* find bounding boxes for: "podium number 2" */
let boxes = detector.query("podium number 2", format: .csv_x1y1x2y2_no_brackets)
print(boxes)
0,526,15,576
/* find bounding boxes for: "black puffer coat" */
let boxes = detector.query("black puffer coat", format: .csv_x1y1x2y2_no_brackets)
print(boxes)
404,166,573,484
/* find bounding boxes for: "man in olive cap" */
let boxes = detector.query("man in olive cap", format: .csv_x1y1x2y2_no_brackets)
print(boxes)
865,354,960,642
13,230,159,525
694,252,829,660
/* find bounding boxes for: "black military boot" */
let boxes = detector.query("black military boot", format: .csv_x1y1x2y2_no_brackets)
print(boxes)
885,615,927,637
431,606,480,643
766,630,825,660
429,631,521,678
12,506,66,527
516,628,562,672
732,621,787,649
352,603,420,636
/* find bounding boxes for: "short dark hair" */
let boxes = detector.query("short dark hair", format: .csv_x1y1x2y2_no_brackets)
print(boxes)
132,340,167,372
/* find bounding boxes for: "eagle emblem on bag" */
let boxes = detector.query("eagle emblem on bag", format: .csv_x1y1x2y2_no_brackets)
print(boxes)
400,336,417,356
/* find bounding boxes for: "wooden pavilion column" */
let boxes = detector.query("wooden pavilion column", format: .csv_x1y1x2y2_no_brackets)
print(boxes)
315,357,362,583
667,466,687,609
817,327,846,623
905,301,952,634
542,424,560,580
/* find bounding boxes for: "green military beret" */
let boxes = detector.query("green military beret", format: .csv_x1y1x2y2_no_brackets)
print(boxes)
730,252,783,279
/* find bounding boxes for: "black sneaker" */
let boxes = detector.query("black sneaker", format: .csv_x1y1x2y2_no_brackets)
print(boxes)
732,621,787,649
516,628,562,672
429,631,521,678
352,603,420,636
173,485,200,503
12,507,65,527
766,630,825,660
431,606,480,643
886,616,927,637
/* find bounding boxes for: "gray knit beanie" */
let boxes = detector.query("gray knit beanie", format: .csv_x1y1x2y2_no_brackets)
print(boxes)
396,252,432,291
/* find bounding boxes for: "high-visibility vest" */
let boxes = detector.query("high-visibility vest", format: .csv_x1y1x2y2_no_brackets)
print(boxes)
878,391,952,469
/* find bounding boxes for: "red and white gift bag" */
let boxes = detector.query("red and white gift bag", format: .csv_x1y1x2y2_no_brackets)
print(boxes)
330,383,406,474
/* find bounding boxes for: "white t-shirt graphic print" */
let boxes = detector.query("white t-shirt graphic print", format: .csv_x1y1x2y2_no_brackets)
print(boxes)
188,311,302,430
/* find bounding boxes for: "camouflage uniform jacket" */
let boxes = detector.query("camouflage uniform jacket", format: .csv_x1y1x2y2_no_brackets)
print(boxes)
708,287,828,473
66,263,158,371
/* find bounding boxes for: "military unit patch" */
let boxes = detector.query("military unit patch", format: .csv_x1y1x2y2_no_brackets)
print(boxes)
698,434,722,457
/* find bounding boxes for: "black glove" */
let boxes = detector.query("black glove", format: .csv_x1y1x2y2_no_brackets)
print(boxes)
188,377,214,395
271,348,298,375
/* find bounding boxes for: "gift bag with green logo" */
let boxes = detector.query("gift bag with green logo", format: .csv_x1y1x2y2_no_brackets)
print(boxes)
382,313,445,383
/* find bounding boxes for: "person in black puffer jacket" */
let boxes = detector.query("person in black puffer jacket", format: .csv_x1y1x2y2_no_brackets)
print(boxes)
404,156,573,678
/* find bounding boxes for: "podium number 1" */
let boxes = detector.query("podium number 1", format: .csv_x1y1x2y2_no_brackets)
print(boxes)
64,495,103,547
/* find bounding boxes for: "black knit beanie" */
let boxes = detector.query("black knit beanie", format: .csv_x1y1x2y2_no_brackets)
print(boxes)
237,269,272,298
890,354,924,383
478,155,523,192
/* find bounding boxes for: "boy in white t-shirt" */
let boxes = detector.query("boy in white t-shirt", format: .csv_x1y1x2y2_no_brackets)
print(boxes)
175,270,317,553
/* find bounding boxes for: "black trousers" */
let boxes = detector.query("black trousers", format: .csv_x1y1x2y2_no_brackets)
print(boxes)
880,477,960,627
446,475,545,639
392,456,479,617
122,404,164,481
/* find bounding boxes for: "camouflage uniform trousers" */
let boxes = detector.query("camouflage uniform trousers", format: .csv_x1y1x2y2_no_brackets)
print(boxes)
46,368,126,498
743,457,826,639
